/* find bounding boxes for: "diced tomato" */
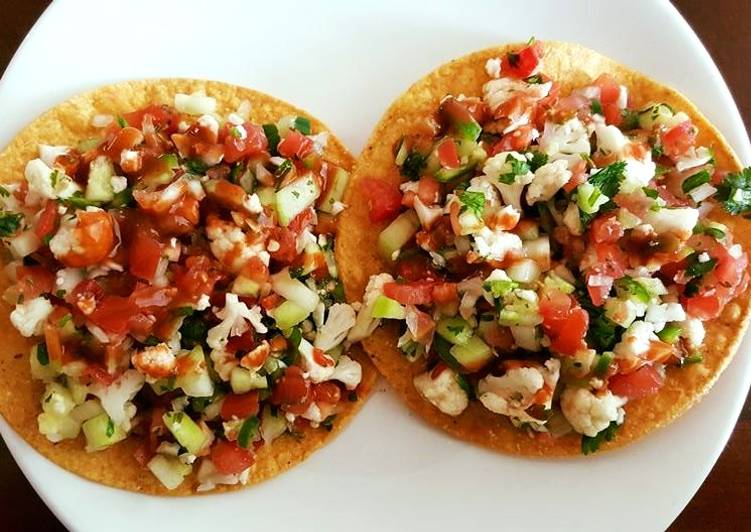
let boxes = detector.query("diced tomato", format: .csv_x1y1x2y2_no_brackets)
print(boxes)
563,159,587,193
130,284,176,308
129,226,162,281
684,293,722,320
439,96,489,129
312,347,335,368
312,382,341,405
431,282,458,305
226,329,256,354
211,440,255,475
586,281,611,308
589,214,624,244
584,242,627,306
277,130,313,159
267,227,298,264
395,254,440,282
223,123,268,163
122,104,180,134
101,127,144,160
661,121,696,158
80,365,117,386
359,178,402,223
594,74,621,105
501,41,543,79
417,176,441,205
16,265,55,299
383,281,434,305
260,293,282,311
88,295,139,335
539,291,589,356
437,139,460,169
69,279,104,314
58,211,116,268
220,392,260,421
35,200,58,240
173,255,222,302
608,365,664,399
489,125,534,154
271,366,311,406
603,103,622,126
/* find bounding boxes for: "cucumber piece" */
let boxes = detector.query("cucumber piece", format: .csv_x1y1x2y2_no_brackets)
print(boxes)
657,323,682,343
370,294,406,319
270,268,320,313
483,279,518,298
377,210,420,261
256,186,276,207
66,378,89,405
300,242,325,275
85,156,115,202
435,164,472,183
175,346,214,397
38,412,80,442
276,174,320,226
41,383,76,416
82,413,126,452
269,300,310,330
230,367,268,394
70,399,104,424
638,103,674,129
449,335,493,371
30,345,59,381
147,454,192,490
77,137,101,152
498,292,542,327
577,182,608,214
231,275,261,296
436,317,473,345
394,137,410,166
260,405,288,443
162,411,208,455
143,154,178,187
318,166,350,214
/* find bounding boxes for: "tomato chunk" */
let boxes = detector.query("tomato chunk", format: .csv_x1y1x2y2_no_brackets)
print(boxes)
129,226,162,281
221,392,260,421
35,200,58,240
271,366,311,406
437,139,460,169
359,178,402,223
211,440,255,475
609,365,664,399
539,291,589,356
661,121,696,158
383,281,434,305
501,42,543,79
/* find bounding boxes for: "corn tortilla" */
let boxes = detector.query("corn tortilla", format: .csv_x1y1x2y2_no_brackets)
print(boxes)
336,41,751,455
0,79,377,493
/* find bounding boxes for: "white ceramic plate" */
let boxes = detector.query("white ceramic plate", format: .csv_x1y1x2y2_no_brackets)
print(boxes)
1,0,749,530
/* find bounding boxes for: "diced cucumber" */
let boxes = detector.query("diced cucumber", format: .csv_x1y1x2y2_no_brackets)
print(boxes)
82,413,126,452
436,317,472,345
657,323,682,343
38,412,80,442
66,378,89,405
41,383,76,417
77,137,101,152
256,186,276,208
230,367,268,394
147,454,192,490
449,335,493,371
318,166,349,214
377,210,420,261
394,137,410,166
370,294,406,319
498,292,542,327
638,103,674,129
435,164,473,183
175,346,214,397
484,279,518,298
260,405,288,443
85,156,115,202
70,399,104,424
143,154,178,187
543,272,575,294
270,300,310,330
577,182,608,214
271,268,320,313
162,411,208,455
276,174,320,226
231,275,261,296
30,345,59,381
301,242,325,276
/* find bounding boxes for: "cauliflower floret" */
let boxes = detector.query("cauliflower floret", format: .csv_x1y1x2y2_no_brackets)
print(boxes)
10,296,53,337
525,159,571,205
468,175,501,208
89,369,145,431
206,217,268,272
680,318,706,348
595,124,628,155
38,144,70,167
481,152,535,210
485,57,502,78
560,387,627,437
413,367,469,416
298,338,335,383
457,276,484,323
196,458,250,493
413,197,443,228
54,268,84,296
482,78,552,114
206,293,267,350
620,157,657,193
174,91,216,116
643,207,699,240
330,355,362,390
348,273,395,342
613,320,657,360
472,226,522,261
24,158,81,203
644,302,686,333
131,342,177,379
477,359,560,424
314,303,356,352
539,118,590,156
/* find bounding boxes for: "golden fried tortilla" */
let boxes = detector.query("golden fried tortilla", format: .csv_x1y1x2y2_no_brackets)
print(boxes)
336,42,750,455
0,79,377,493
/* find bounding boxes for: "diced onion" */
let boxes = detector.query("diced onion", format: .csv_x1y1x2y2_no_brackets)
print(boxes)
507,258,542,284
91,114,114,128
9,230,41,258
523,237,551,271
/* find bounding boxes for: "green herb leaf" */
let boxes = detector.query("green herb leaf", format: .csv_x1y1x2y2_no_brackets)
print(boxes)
526,151,548,172
400,151,427,180
106,418,115,437
524,74,543,84
293,116,311,135
680,352,704,366
581,421,619,455
58,314,72,328
716,167,751,214
590,99,603,115
642,187,658,199
185,158,208,175
621,109,640,130
681,170,710,193
458,190,486,218
111,187,134,208
237,416,260,448
116,115,128,128
36,342,49,366
592,352,613,377
685,252,716,278
321,414,337,432
0,186,10,197
179,313,209,349
62,192,100,210
588,161,626,198
287,327,303,349
433,336,463,373
616,277,651,303
263,124,281,155
693,224,726,240
0,212,23,237
499,158,531,184
651,143,664,159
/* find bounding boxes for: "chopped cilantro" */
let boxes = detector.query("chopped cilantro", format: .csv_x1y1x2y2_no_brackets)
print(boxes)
455,373,474,399
179,313,209,349
621,109,640,130
62,192,100,210
685,252,717,278
581,421,619,455
263,124,281,154
105,418,115,437
526,151,548,172
642,187,659,199
458,190,486,218
275,159,293,178
684,278,701,297
36,342,49,366
400,151,427,180
237,416,260,448
693,224,726,240
293,116,311,135
681,352,704,366
592,352,613,377
681,170,711,193
524,74,543,84
173,306,194,317
590,99,603,115
185,158,208,175
0,186,9,197
116,115,128,128
0,212,23,237
433,336,462,373
651,143,664,159
576,283,622,351
111,187,134,208
321,414,337,432
50,170,60,187
588,161,626,198
499,158,531,184
716,167,751,214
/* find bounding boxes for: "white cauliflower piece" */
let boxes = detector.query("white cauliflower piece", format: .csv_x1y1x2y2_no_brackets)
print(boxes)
413,367,468,416
595,124,628,155
644,302,686,333
525,159,571,205
413,197,443,228
620,157,657,193
174,91,216,115
457,276,484,323
643,207,699,240
472,226,522,261
298,338,335,383
10,296,53,337
613,320,657,360
24,158,81,202
55,267,84,296
207,293,267,350
680,318,706,348
330,355,362,390
314,303,356,352
196,458,249,493
38,144,70,167
206,217,269,272
539,118,590,156
481,152,535,210
89,369,145,431
482,77,552,114
560,387,627,437
348,273,394,342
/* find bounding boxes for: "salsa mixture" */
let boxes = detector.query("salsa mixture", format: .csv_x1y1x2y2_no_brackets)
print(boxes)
350,39,751,453
1,90,362,490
